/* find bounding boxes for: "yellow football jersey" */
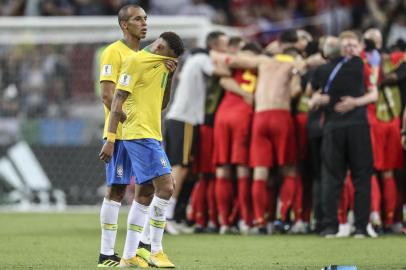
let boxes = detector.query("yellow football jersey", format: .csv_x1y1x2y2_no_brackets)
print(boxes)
99,40,137,140
116,49,174,141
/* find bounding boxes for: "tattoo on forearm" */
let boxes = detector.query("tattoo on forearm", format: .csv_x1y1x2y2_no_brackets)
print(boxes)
108,90,129,133
115,90,129,101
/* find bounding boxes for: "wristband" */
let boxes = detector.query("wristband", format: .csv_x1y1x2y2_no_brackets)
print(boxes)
106,132,116,143
401,130,406,136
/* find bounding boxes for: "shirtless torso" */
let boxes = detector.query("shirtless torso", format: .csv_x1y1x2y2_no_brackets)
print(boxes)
226,52,302,111
256,56,297,111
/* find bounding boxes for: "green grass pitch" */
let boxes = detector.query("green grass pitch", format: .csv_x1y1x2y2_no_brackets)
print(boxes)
0,212,405,270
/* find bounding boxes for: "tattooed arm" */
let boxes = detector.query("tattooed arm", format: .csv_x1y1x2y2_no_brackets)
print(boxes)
162,73,173,110
99,89,129,162
108,90,129,134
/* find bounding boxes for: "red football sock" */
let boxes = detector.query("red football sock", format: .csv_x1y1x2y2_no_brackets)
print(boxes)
279,176,296,221
252,180,268,226
383,177,397,226
215,177,234,226
370,175,381,212
238,177,252,226
293,176,303,222
193,179,207,227
338,181,349,224
206,179,218,226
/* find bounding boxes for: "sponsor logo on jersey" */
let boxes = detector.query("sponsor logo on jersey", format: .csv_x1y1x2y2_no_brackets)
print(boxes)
119,73,131,86
102,64,112,76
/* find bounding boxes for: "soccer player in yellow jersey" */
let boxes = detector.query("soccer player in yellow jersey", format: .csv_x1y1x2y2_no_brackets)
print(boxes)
97,4,176,268
100,32,184,268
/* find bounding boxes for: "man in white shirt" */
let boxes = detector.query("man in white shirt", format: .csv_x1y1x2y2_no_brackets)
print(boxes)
164,31,230,233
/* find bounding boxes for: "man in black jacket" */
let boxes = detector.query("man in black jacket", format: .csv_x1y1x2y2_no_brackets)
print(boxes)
312,31,378,237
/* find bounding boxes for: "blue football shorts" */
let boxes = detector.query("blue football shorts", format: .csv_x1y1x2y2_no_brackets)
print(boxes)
105,140,133,186
123,138,172,184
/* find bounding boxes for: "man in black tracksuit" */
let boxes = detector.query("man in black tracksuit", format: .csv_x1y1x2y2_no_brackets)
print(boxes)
312,31,378,237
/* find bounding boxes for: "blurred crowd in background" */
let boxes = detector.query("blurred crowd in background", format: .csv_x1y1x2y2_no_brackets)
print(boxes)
0,1,404,146
1,0,406,36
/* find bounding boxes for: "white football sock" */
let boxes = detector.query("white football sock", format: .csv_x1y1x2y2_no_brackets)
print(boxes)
123,200,149,259
100,198,121,256
140,217,151,245
165,197,177,220
149,196,170,253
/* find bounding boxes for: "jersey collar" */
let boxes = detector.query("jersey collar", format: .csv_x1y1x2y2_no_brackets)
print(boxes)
120,39,139,52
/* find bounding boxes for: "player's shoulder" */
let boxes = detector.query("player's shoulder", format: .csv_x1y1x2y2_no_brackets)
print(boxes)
102,40,132,57
103,40,122,52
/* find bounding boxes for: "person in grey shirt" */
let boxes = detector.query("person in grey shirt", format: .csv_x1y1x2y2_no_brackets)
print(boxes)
164,31,230,234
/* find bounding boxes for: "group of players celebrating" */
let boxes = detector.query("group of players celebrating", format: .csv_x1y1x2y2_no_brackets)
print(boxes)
95,3,406,269
163,16,406,238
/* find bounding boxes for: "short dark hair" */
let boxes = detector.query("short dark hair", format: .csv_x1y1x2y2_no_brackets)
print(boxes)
305,40,319,56
241,42,263,54
228,36,244,47
118,4,142,26
206,31,226,49
160,32,185,57
280,30,298,43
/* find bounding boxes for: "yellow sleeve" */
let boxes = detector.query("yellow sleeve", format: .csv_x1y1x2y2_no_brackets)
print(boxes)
116,57,138,93
99,46,121,84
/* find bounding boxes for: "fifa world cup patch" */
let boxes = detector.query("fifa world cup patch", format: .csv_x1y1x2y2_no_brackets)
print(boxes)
116,165,124,177
119,73,131,86
102,64,112,76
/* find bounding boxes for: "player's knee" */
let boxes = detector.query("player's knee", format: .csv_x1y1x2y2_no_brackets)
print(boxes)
153,174,174,199
382,170,393,179
237,166,250,177
106,185,126,202
135,194,152,205
282,166,296,177
135,191,154,205
216,165,231,178
106,192,125,202
156,183,174,200
254,166,268,180
165,183,175,198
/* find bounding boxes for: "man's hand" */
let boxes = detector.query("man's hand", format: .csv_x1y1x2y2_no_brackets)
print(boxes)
308,91,330,109
99,142,114,163
335,96,358,113
164,59,177,73
402,134,406,150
